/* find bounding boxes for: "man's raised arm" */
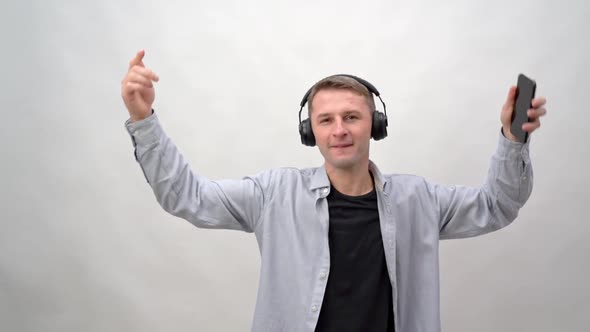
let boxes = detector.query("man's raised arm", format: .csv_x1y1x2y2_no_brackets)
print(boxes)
121,50,264,233
434,86,547,239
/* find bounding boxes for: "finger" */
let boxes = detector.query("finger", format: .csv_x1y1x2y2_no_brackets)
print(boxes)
531,97,547,108
129,65,159,82
122,81,150,96
123,72,154,88
522,119,541,133
128,49,145,70
503,86,517,109
527,107,547,119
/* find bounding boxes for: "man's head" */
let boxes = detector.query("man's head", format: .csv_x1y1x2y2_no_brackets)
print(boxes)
307,75,376,116
307,75,376,171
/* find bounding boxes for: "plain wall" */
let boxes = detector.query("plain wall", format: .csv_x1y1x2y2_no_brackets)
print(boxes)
1,0,588,331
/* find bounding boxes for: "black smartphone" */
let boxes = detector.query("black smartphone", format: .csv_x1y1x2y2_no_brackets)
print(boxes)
511,74,536,143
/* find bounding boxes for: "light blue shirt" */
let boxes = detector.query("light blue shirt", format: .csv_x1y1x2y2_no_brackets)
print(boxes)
125,113,533,332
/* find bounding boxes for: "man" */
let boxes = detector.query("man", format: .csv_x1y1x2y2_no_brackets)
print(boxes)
121,50,547,332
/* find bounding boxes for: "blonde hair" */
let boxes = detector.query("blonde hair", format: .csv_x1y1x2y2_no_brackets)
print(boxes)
307,75,376,115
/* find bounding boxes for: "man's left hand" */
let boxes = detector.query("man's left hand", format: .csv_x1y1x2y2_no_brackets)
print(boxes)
501,85,548,142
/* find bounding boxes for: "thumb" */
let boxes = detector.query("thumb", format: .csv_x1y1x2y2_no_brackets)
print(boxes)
501,85,517,128
503,86,517,110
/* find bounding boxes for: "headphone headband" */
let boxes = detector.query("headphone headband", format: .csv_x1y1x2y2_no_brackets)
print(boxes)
299,74,381,108
298,74,389,146
298,74,387,125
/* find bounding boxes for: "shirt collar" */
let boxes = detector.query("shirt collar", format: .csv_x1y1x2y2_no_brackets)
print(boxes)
309,160,387,192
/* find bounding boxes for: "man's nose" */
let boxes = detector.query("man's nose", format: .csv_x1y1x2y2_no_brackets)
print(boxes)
332,119,347,136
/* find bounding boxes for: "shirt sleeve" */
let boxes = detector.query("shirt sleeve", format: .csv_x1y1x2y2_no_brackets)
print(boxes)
124,112,264,233
434,128,534,239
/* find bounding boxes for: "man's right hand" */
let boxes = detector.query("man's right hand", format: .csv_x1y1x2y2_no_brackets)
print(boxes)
121,49,160,122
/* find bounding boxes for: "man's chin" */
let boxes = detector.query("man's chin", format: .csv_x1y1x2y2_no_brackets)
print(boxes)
325,157,358,170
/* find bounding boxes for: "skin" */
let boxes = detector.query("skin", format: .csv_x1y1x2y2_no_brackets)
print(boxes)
121,50,159,122
310,89,375,196
121,50,548,196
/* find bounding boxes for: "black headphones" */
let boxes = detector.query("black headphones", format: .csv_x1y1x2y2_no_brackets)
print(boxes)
298,74,388,147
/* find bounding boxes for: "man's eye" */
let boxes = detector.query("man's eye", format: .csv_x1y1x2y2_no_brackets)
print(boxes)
320,118,330,124
345,115,358,121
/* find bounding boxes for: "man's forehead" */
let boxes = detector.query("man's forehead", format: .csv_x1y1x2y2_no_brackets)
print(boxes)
311,89,369,113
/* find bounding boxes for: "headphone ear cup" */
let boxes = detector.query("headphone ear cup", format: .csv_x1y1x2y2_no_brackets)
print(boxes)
371,111,388,141
299,119,316,146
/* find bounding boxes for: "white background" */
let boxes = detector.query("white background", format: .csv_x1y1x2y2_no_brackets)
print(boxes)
1,0,588,331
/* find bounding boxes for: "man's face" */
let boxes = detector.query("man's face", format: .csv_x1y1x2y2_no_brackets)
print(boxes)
310,88,373,171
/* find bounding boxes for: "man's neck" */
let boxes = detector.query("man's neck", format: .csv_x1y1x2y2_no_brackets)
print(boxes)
325,161,374,196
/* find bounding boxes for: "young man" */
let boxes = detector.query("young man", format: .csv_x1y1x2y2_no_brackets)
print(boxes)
121,50,547,332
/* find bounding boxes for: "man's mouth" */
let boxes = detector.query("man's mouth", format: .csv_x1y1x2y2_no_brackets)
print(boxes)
330,143,353,148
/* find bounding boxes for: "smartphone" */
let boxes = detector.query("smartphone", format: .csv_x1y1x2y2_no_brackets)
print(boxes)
511,74,536,143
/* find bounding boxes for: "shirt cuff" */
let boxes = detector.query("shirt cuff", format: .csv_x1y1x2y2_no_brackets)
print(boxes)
124,109,161,149
497,127,531,162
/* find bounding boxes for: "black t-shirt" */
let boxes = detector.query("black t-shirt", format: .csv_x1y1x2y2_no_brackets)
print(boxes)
315,185,394,332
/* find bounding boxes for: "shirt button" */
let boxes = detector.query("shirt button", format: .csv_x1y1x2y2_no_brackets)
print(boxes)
319,271,327,280
322,188,329,194
522,176,527,180
311,305,319,312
